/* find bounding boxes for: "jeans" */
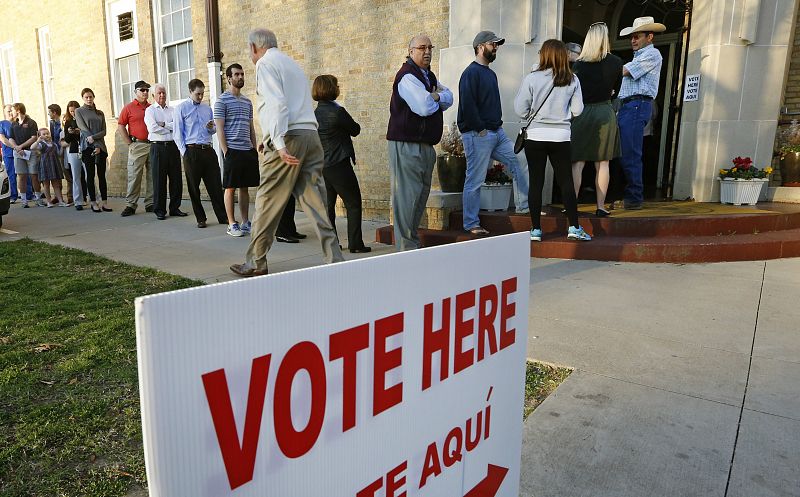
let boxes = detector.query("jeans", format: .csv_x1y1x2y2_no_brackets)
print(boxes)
462,128,529,230
617,99,652,205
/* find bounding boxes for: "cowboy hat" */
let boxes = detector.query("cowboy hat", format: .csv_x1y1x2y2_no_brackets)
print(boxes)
619,16,667,37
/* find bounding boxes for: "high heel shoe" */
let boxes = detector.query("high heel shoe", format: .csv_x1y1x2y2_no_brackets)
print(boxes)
595,208,610,217
101,205,113,212
91,204,102,213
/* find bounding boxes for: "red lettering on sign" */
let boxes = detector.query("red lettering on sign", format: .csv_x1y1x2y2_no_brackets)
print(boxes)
201,354,272,490
274,341,326,458
357,477,384,497
477,284,499,361
418,442,442,489
422,298,450,390
386,460,408,497
329,323,370,432
499,277,517,350
453,290,475,375
373,313,404,416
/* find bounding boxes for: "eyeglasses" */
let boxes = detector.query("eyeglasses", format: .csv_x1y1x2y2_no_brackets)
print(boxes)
412,45,435,52
482,42,499,48
137,88,150,93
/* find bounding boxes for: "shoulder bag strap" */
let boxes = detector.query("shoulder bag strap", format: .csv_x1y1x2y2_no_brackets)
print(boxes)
522,84,556,131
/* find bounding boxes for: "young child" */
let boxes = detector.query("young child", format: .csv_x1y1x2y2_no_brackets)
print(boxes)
34,128,66,207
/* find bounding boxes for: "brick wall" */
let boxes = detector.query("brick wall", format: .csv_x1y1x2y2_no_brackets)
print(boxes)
0,0,450,221
784,4,800,112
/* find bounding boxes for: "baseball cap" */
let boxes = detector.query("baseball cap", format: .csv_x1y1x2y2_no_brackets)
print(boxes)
134,80,151,90
472,31,505,48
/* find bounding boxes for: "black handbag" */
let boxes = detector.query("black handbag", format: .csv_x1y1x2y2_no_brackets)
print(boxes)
514,84,556,154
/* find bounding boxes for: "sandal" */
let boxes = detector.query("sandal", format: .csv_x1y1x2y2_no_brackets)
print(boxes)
465,226,490,235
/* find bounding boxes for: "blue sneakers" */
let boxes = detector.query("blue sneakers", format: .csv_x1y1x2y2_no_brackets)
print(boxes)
567,225,592,241
530,228,542,242
240,220,252,235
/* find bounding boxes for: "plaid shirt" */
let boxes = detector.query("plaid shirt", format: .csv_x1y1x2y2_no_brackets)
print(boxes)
618,44,662,100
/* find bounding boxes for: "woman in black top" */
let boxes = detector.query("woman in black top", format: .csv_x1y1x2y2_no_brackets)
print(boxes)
570,22,623,216
312,75,370,253
61,100,87,210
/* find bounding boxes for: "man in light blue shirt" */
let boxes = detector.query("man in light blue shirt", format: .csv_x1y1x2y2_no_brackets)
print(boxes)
617,16,665,210
173,79,227,228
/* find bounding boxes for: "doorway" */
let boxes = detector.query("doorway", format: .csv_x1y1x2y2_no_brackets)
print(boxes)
560,0,691,203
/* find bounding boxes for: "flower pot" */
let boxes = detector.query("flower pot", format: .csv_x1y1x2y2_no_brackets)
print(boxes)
480,183,513,211
718,178,768,205
436,154,466,192
779,152,800,186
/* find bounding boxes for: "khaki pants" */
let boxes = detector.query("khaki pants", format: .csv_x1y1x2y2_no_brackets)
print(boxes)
245,130,344,270
125,141,153,209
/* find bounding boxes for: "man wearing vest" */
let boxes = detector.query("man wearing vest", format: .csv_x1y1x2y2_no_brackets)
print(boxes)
386,34,453,251
617,16,665,210
118,80,154,216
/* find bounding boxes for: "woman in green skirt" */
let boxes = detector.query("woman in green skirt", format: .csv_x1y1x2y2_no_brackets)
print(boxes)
570,22,623,217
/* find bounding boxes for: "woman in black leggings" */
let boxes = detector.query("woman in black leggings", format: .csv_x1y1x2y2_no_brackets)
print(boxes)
514,39,590,241
74,88,111,212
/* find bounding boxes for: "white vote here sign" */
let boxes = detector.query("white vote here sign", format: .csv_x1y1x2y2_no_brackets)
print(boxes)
684,74,700,102
135,233,530,497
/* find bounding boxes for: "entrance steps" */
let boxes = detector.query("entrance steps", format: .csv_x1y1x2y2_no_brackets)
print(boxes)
375,202,800,263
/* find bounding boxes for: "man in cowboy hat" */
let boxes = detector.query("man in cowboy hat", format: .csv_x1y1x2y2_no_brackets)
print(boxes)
617,16,665,210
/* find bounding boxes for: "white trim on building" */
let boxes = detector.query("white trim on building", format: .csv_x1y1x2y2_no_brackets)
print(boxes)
0,42,19,107
106,0,142,115
152,0,195,105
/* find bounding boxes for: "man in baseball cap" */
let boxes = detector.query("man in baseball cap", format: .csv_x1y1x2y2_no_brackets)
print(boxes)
617,16,665,210
458,30,529,235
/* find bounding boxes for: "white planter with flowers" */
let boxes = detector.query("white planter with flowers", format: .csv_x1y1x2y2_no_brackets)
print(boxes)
718,178,768,206
717,156,772,206
480,162,513,211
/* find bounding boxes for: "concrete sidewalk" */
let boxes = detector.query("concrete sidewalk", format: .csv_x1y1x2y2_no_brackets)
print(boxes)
2,198,798,496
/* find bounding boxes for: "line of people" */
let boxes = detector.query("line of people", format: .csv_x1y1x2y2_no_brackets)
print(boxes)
389,17,664,248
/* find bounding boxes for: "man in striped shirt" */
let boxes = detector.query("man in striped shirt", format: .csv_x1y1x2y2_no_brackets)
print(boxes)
213,63,259,237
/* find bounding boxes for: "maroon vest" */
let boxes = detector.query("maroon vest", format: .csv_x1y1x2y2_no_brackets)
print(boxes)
386,60,444,145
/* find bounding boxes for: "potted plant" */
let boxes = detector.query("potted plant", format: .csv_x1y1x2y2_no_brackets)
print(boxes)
437,123,466,192
480,162,513,211
776,120,800,186
717,156,772,205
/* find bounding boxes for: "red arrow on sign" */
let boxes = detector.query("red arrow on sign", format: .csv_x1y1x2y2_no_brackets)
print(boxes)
464,464,509,497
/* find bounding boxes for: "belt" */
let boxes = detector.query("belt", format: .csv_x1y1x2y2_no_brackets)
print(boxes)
151,140,174,145
130,137,150,143
621,95,654,104
186,143,213,149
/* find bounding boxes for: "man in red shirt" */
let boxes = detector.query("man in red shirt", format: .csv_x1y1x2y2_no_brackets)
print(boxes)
118,80,154,216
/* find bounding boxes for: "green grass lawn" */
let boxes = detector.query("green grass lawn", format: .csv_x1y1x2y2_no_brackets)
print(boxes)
0,239,570,496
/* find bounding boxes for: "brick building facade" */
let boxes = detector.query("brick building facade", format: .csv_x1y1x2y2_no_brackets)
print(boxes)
0,0,449,221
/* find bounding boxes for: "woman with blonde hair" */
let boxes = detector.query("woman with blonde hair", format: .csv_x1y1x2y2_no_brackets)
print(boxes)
514,39,590,242
570,22,623,216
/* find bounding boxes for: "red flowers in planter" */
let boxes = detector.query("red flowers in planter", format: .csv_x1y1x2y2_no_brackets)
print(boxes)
485,163,512,185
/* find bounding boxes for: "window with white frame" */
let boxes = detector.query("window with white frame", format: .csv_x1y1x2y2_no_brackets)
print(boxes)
0,43,19,106
159,0,194,102
37,26,56,109
106,0,141,115
116,54,140,112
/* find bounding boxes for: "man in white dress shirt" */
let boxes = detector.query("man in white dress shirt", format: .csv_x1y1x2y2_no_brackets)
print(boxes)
230,28,344,277
144,83,186,220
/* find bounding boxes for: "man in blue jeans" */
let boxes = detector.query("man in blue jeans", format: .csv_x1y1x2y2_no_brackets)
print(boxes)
458,30,529,235
617,16,665,210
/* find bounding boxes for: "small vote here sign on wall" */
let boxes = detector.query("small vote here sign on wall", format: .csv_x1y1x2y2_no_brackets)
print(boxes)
135,233,530,497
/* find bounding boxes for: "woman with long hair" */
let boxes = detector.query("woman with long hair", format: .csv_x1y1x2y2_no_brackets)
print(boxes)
571,22,624,216
514,39,590,241
61,100,86,210
74,88,111,212
312,74,370,253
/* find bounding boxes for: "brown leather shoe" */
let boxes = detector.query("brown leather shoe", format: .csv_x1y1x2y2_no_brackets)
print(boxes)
229,263,268,277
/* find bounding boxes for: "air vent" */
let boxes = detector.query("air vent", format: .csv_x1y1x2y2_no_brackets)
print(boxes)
118,12,134,41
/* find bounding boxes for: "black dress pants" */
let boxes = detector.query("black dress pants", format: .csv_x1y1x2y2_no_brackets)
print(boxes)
183,147,227,224
82,148,108,202
523,140,579,229
150,141,183,216
323,159,366,249
277,194,298,237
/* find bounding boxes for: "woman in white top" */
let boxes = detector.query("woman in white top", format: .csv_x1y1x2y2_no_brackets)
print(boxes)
514,39,590,242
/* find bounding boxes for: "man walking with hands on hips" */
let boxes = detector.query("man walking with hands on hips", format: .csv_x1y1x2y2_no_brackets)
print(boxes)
230,28,343,277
